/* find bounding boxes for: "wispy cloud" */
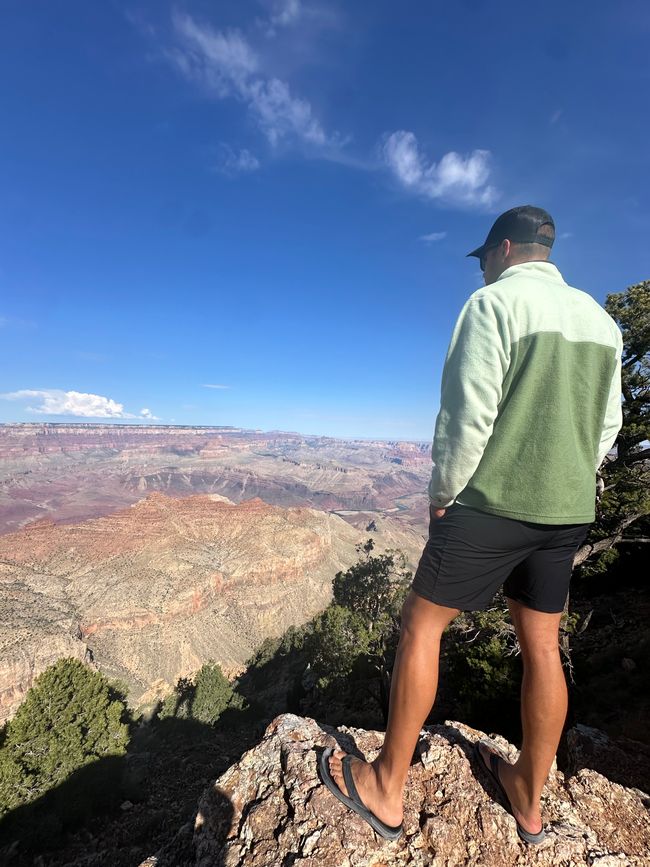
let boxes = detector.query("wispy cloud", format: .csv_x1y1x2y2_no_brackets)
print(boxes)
550,109,563,125
419,231,447,243
559,231,573,239
169,13,338,149
382,131,497,208
156,15,497,210
202,383,230,389
0,389,160,420
214,143,260,174
270,0,302,27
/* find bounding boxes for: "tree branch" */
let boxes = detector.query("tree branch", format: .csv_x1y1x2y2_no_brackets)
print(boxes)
573,511,646,566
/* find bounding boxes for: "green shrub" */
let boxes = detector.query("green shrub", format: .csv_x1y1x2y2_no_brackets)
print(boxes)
444,602,521,726
0,658,130,816
192,663,236,724
309,605,371,690
300,542,412,724
159,662,244,725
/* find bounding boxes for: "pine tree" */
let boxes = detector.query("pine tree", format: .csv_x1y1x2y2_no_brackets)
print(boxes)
0,658,130,814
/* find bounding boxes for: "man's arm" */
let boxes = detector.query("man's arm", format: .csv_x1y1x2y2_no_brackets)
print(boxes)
428,293,510,508
595,328,623,471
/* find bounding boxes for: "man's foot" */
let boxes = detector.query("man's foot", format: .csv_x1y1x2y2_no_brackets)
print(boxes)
477,743,543,836
327,750,403,828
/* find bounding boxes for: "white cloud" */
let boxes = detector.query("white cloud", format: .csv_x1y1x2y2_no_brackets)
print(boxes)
140,408,161,420
170,16,258,94
270,0,302,27
214,143,260,174
550,109,562,125
202,384,230,389
560,231,573,239
247,77,328,146
0,389,159,420
170,13,336,149
382,131,497,208
419,231,447,243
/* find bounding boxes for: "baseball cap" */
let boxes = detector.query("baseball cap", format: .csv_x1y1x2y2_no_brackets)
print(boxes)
467,205,555,259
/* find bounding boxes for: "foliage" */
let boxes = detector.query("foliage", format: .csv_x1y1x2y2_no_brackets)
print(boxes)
192,663,238,724
332,539,410,630
444,600,520,721
0,658,130,816
244,624,310,675
580,280,650,571
443,595,583,736
303,541,412,722
309,605,371,690
159,662,244,725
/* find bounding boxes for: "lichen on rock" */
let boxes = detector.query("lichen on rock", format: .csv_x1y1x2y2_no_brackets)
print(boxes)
141,713,650,866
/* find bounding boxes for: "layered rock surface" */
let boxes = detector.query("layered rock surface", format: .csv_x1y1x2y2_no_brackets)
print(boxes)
143,714,650,867
0,423,430,535
0,492,421,723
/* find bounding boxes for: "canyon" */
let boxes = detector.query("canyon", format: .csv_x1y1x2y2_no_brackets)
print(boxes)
0,423,431,536
0,422,432,723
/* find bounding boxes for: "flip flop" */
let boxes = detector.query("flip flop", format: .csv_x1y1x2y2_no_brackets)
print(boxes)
473,741,546,845
318,747,403,841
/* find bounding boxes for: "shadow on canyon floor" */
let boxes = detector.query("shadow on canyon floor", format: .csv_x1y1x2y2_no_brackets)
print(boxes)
0,708,266,867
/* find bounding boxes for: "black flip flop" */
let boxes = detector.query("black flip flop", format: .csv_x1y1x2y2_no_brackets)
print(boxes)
319,747,403,841
473,741,546,845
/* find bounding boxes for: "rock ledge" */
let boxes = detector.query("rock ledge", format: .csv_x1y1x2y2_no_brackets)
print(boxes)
143,713,650,866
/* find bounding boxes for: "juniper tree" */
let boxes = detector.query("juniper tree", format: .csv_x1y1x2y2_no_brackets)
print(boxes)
0,658,129,814
576,279,650,569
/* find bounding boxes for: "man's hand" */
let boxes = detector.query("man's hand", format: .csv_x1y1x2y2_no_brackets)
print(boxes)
429,503,447,522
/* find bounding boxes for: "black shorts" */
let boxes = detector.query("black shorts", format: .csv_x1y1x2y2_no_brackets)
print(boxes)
412,503,590,614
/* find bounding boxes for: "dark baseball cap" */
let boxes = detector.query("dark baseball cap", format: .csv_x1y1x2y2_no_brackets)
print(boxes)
467,205,555,259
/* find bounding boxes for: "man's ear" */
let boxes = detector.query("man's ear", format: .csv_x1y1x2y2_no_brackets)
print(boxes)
501,239,511,260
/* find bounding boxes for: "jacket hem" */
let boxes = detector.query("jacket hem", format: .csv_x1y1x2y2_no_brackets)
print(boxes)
454,498,594,525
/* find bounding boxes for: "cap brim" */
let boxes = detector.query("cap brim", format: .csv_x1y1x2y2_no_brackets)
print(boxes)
466,245,484,259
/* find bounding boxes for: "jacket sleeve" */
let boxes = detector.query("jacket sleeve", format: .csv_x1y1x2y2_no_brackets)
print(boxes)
428,293,510,508
595,327,623,471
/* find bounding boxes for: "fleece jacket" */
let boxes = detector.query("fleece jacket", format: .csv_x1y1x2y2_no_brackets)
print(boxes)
428,261,623,524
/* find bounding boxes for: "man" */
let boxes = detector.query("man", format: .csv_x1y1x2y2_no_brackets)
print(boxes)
320,205,623,844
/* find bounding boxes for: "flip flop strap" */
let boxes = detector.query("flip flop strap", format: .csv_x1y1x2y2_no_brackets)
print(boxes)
489,751,502,785
342,756,365,808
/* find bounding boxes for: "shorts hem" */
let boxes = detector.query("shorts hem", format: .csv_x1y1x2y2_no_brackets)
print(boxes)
411,585,495,612
503,592,566,615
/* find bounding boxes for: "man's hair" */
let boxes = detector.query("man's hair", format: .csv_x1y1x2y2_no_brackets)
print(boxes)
512,222,555,260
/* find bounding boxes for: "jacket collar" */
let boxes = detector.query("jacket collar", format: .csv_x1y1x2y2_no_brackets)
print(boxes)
496,261,566,284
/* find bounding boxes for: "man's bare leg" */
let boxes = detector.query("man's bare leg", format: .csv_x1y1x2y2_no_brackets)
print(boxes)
328,590,459,826
478,598,565,834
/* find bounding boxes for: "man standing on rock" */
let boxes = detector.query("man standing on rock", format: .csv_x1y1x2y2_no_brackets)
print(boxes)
321,205,623,843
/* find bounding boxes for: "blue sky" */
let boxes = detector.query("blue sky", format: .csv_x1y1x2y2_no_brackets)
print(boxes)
1,0,648,439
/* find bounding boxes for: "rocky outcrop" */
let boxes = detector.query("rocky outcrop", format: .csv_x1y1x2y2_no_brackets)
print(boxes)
143,714,650,867
0,493,421,722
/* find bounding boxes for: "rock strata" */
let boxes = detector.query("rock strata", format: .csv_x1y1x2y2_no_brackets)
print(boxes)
0,423,430,535
144,714,650,867
0,493,421,722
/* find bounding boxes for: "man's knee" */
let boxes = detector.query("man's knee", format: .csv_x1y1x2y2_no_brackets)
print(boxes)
507,599,563,660
399,590,459,640
519,633,563,669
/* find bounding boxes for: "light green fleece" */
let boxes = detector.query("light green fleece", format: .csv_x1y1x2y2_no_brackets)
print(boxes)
428,261,623,524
